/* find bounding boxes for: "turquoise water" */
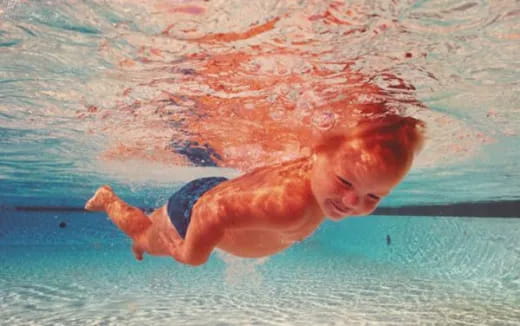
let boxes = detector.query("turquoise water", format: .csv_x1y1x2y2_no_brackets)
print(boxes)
2,211,519,325
1,0,520,324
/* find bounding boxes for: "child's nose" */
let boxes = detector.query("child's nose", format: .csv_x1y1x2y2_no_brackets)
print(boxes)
342,191,360,208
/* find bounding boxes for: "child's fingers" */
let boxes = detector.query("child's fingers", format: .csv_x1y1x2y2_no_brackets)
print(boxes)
132,242,144,261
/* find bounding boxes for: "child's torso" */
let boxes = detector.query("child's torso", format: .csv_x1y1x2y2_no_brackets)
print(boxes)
197,157,325,258
216,209,323,258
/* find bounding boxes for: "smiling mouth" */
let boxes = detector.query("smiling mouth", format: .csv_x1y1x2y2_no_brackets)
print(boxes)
328,200,352,216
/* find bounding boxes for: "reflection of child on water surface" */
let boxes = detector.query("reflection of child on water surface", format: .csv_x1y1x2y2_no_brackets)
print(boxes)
86,115,424,266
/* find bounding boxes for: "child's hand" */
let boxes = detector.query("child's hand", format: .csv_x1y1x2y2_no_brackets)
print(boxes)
132,242,144,261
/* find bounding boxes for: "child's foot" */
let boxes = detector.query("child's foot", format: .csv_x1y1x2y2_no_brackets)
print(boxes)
85,185,114,211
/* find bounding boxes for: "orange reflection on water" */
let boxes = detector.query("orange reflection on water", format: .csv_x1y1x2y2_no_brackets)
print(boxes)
98,0,427,171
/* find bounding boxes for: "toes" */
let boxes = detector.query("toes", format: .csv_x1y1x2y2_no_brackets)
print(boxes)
100,185,113,193
84,185,113,211
84,198,98,211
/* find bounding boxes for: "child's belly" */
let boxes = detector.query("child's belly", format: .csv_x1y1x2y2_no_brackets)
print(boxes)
216,229,303,258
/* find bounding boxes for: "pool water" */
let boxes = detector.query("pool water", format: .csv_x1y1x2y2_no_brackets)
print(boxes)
1,0,520,324
3,249,518,325
2,211,519,325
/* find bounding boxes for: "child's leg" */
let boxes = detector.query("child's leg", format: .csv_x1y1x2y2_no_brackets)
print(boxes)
85,185,152,239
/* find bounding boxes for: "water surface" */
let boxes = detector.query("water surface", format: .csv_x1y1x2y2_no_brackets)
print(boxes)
1,0,519,324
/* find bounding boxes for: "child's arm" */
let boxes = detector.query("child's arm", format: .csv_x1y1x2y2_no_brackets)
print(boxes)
163,206,226,266
164,160,314,265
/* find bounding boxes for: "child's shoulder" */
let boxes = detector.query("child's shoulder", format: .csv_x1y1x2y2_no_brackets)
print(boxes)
195,157,319,230
226,156,313,191
220,157,314,214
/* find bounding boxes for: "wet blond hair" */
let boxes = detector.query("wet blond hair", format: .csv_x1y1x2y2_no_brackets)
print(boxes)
313,115,425,171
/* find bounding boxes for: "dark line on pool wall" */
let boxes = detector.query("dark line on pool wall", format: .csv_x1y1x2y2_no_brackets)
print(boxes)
3,200,520,217
372,200,520,218
11,206,86,212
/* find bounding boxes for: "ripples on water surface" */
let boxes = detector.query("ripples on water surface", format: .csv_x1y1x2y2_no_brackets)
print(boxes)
1,0,519,325
1,0,519,203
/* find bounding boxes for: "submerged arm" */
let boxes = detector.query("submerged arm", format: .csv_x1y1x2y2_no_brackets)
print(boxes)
165,204,226,266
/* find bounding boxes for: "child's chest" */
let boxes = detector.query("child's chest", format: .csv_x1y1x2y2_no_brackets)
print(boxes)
216,211,324,258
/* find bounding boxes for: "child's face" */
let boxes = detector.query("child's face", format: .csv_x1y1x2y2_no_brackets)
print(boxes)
310,143,409,220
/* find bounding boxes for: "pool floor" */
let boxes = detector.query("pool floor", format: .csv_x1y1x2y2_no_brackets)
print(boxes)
1,244,519,325
1,211,519,325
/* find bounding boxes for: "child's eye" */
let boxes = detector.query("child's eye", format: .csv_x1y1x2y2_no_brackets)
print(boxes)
367,194,380,201
336,176,352,188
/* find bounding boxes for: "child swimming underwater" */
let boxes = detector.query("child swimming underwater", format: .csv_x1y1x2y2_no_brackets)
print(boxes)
85,115,424,266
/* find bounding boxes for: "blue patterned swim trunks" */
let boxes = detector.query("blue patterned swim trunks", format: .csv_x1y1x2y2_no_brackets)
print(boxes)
166,177,228,239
